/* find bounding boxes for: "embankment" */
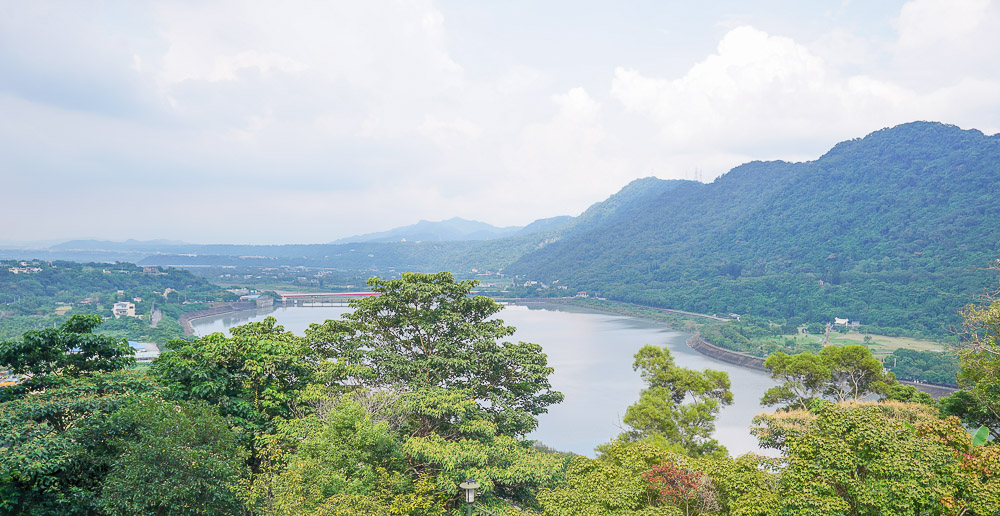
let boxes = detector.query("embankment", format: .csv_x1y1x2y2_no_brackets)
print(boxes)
686,334,768,371
179,301,256,336
685,333,957,398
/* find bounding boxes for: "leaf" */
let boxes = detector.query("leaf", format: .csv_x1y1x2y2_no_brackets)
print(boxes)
972,425,989,447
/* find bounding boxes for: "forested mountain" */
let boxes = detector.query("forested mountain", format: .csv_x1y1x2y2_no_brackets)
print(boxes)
452,178,692,271
505,122,1000,335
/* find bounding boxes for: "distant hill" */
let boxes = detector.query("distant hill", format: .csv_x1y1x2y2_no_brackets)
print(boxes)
51,239,191,251
505,122,1000,335
453,178,693,271
330,217,522,244
515,216,574,236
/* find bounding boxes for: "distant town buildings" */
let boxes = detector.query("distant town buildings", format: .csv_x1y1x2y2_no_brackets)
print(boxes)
7,266,42,274
240,294,274,308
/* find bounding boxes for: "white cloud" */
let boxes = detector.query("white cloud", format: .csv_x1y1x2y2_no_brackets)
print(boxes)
890,0,1000,88
552,87,601,121
418,115,482,147
895,0,992,49
610,23,1000,163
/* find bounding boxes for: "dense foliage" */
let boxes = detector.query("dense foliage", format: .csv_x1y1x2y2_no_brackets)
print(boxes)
0,316,243,515
761,345,893,410
619,345,732,457
3,271,1000,515
887,348,959,385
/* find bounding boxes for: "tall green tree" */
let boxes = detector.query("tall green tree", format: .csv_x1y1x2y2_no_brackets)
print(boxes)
953,286,1000,439
150,317,315,473
761,345,893,410
0,314,134,393
760,351,829,411
0,316,154,515
257,273,567,512
620,345,732,457
306,272,563,437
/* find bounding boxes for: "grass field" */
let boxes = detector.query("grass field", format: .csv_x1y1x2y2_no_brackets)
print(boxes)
758,331,948,354
824,332,948,353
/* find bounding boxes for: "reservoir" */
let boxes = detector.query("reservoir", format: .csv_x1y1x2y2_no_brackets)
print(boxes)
191,302,777,457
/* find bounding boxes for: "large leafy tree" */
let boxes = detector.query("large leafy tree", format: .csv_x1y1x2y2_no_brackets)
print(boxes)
0,316,153,515
620,345,732,457
98,398,249,516
761,345,893,410
306,272,564,437
150,317,315,473
953,285,1000,439
0,315,134,393
265,272,567,511
760,351,829,411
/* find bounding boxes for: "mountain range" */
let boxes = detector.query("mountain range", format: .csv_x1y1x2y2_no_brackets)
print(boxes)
4,121,997,334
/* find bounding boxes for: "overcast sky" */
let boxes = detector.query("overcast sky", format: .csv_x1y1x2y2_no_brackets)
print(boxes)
2,0,999,245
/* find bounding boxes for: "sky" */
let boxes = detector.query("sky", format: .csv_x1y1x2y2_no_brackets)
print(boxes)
2,0,999,245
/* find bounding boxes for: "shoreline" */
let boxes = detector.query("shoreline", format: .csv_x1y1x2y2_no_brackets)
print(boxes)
519,298,958,398
177,295,959,399
178,301,259,336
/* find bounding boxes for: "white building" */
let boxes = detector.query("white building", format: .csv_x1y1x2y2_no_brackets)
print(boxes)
112,301,136,318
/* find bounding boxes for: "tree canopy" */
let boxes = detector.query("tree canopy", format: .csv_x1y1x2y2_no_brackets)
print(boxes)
761,345,893,410
620,345,733,457
306,272,564,437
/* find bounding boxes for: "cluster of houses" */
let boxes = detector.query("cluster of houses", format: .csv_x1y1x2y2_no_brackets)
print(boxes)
7,262,42,274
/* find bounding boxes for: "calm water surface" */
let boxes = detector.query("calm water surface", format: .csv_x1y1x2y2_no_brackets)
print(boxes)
191,303,777,457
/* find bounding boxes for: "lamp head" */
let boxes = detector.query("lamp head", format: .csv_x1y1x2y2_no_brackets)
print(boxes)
459,478,480,503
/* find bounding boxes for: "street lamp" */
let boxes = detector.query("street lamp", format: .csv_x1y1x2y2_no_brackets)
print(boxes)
459,478,480,515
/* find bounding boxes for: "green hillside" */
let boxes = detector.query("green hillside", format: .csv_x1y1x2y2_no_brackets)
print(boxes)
505,122,1000,336
0,260,233,342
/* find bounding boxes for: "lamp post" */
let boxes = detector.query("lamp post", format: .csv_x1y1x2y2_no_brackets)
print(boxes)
459,478,480,516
